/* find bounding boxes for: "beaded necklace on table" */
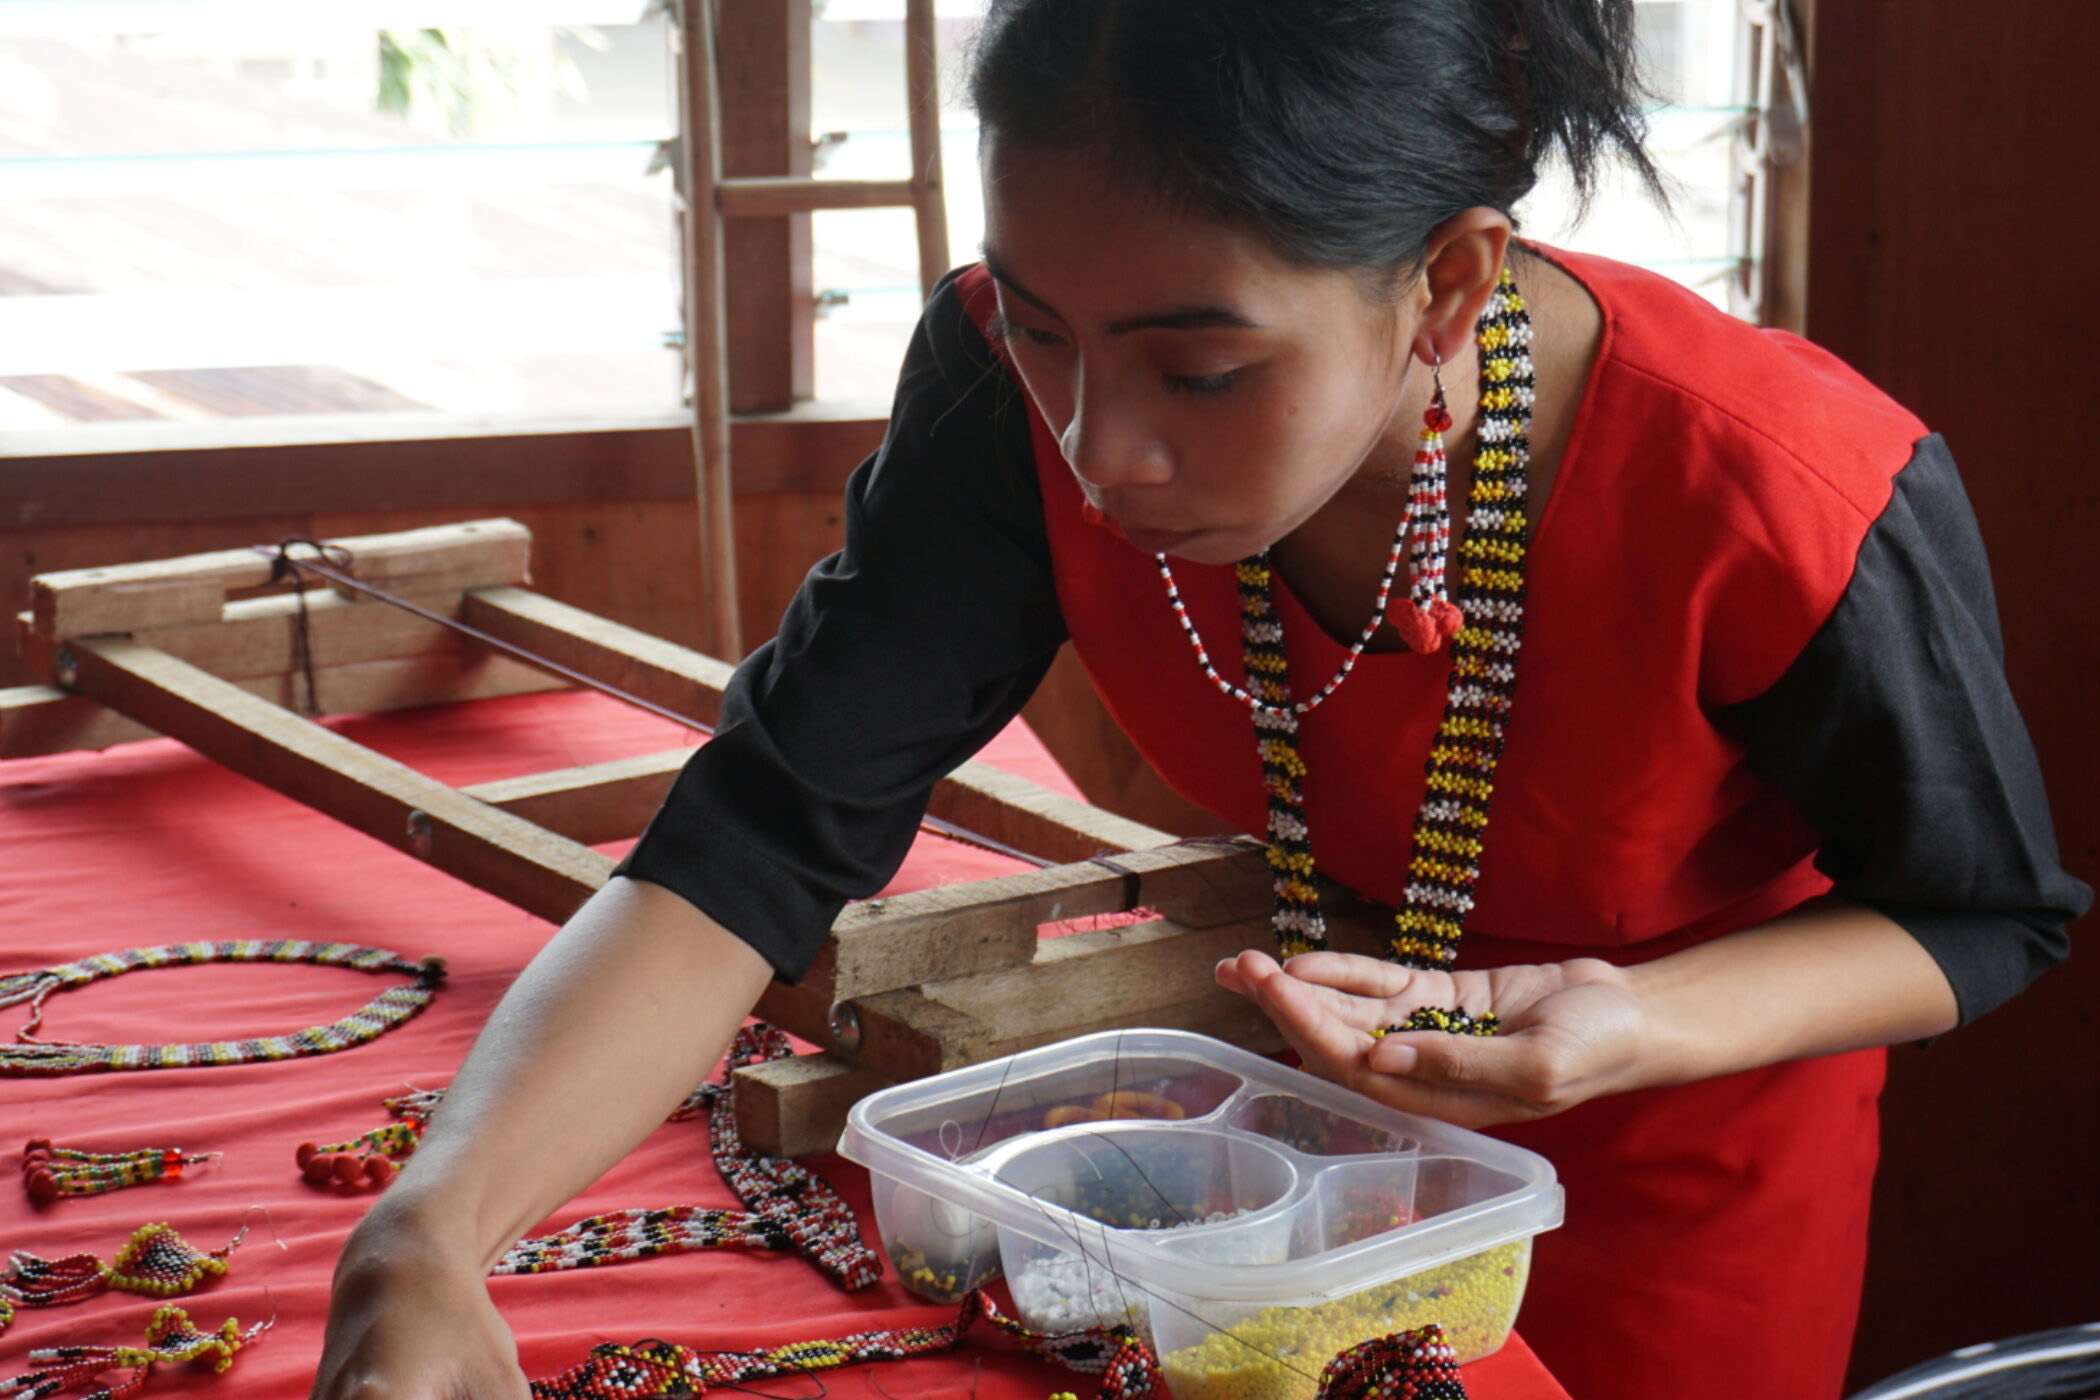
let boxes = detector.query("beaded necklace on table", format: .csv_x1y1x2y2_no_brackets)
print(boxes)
1159,266,1534,1015
0,941,445,1075
528,1286,1468,1400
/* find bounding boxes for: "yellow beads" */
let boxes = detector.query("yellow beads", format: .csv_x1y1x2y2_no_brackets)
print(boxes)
1159,1242,1531,1400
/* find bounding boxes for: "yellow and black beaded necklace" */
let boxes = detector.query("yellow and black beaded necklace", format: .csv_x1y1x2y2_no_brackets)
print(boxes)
1157,266,1534,1021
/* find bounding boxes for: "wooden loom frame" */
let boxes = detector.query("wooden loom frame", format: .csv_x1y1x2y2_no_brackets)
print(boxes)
3,520,1396,1155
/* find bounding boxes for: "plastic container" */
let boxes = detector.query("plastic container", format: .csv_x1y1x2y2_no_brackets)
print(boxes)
838,1028,1563,1399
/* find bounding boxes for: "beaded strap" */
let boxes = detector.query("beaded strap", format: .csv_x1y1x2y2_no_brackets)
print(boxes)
1390,271,1533,972
1239,557,1328,957
529,1291,1471,1400
530,1287,1161,1400
0,941,445,1076
687,1023,884,1290
494,1206,793,1274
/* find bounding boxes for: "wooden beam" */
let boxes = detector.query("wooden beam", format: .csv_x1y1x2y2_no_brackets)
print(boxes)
843,978,1288,1080
1,684,155,758
3,653,565,759
462,748,689,846
932,761,1172,866
800,840,1268,1005
731,1052,893,1159
462,585,1173,865
28,519,531,641
716,178,917,218
461,586,734,727
0,410,888,531
59,637,609,924
18,591,467,683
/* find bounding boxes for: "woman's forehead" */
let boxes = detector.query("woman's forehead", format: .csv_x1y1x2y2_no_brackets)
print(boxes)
981,140,1345,329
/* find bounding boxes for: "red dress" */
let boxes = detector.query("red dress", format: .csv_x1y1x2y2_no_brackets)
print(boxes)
953,246,1915,1398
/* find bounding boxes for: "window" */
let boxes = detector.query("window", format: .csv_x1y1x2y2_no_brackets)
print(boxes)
0,2,685,431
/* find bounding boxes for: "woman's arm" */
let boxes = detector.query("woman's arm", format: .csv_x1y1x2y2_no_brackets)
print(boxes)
309,878,772,1400
1216,894,1957,1130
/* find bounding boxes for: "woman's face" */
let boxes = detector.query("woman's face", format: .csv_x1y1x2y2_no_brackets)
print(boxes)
980,137,1418,566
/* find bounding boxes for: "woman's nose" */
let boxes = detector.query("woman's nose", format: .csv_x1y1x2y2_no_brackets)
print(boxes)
1058,379,1174,488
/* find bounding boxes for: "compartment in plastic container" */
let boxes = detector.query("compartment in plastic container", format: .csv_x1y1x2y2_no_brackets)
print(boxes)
1225,1093,1418,1158
989,1122,1300,1333
850,1038,1245,1302
1153,1155,1541,1397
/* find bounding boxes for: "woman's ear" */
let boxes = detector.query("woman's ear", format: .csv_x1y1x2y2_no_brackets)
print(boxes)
1411,209,1514,366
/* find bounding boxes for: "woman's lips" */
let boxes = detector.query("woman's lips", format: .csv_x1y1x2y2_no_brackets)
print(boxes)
1079,498,1202,553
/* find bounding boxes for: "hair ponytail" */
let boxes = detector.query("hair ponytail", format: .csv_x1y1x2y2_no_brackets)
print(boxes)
968,0,1670,284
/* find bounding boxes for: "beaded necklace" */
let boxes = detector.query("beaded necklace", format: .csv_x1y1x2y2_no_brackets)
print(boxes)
0,941,445,1076
1161,267,1534,977
528,1287,1466,1400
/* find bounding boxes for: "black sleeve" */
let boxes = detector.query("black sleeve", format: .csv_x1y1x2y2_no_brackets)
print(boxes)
612,269,1065,982
1735,432,2090,1025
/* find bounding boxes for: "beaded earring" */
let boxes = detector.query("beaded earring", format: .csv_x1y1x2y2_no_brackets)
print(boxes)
1,1221,249,1334
21,1140,217,1202
1394,354,1467,656
0,1303,268,1399
295,1088,440,1188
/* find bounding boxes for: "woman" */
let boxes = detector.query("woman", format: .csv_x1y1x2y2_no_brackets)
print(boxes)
309,3,2088,1397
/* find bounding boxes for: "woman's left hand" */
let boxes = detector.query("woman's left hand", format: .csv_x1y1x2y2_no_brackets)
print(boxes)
1215,949,1651,1129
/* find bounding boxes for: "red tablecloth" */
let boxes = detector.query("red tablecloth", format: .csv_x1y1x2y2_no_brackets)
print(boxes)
1,689,1569,1399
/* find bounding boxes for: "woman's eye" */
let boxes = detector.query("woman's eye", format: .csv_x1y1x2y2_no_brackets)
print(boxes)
988,314,1064,349
1164,370,1240,397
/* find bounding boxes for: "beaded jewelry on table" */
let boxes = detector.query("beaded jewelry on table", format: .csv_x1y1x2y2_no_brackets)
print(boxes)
1159,266,1535,1035
20,1141,217,1203
303,1023,883,1288
0,941,445,1076
528,1290,1469,1400
0,1303,268,1400
0,1222,248,1340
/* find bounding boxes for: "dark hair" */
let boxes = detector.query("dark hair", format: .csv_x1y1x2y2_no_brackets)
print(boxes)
967,0,1668,288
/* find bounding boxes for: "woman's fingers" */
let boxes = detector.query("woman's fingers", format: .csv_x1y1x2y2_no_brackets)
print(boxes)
1278,950,1424,1000
1251,963,1386,1062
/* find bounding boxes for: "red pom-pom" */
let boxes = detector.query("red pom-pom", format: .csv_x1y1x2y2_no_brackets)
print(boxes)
332,1153,366,1185
24,1169,60,1201
303,1154,339,1187
295,1142,319,1169
1392,600,1465,655
24,1138,53,1155
23,1148,50,1167
363,1157,396,1185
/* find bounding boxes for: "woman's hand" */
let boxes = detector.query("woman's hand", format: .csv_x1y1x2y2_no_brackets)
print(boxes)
308,1205,528,1400
1215,949,1649,1129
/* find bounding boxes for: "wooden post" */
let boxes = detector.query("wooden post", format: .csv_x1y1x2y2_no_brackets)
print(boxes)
904,0,951,297
719,0,814,411
674,0,745,661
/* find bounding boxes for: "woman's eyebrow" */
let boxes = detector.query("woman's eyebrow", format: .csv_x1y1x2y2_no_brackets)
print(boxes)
982,249,1263,335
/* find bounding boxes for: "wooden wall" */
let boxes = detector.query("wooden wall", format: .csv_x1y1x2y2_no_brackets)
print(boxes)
1803,1,2100,1387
